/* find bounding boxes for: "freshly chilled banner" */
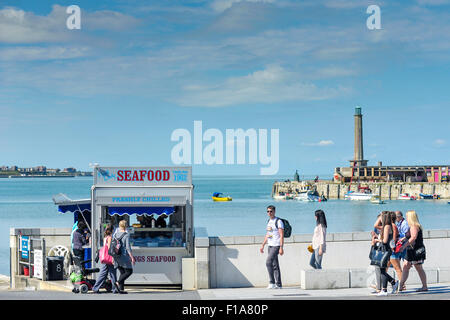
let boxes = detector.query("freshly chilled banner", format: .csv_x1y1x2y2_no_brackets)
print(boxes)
94,167,192,186
95,196,187,205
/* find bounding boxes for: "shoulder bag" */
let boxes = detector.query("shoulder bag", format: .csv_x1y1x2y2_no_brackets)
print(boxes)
370,243,391,268
406,244,426,261
99,236,114,265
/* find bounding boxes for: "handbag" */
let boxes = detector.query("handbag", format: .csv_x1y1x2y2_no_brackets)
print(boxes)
394,239,404,253
406,245,426,261
99,238,114,265
370,244,391,268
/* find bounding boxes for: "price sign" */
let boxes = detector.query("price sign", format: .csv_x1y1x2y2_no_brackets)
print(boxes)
21,236,29,259
33,250,43,279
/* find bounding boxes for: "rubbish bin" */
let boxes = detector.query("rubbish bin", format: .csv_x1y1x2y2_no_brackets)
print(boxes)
46,256,64,280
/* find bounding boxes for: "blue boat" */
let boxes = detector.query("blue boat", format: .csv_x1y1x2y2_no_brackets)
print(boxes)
212,192,232,201
420,193,441,200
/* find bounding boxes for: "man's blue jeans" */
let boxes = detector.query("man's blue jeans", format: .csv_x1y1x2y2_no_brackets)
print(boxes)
266,246,282,287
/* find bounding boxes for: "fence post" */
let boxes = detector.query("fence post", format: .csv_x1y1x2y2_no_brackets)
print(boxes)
17,235,20,276
42,238,46,281
29,237,32,278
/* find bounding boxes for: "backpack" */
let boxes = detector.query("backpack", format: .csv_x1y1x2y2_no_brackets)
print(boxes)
268,217,292,238
108,232,126,258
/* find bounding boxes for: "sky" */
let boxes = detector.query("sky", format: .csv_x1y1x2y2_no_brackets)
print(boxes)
0,0,449,176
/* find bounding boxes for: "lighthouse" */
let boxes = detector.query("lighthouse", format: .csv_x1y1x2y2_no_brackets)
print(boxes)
349,106,368,167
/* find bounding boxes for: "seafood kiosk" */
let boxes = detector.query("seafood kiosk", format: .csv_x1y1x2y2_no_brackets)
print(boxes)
91,166,194,285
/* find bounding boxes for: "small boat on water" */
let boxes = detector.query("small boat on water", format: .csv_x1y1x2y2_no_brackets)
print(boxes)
285,193,295,200
419,193,440,200
295,191,313,201
370,195,385,204
295,190,327,202
398,193,416,200
273,192,286,200
212,192,232,202
345,191,373,201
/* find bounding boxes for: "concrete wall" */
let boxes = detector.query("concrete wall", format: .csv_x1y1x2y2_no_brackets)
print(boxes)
206,229,450,288
10,227,450,290
274,181,450,199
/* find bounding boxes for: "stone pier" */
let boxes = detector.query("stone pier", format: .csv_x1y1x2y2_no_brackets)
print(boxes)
272,181,450,200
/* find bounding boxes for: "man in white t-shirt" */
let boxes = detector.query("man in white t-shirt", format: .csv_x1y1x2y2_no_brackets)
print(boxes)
260,205,284,289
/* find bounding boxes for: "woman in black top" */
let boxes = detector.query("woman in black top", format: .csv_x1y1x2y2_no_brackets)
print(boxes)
373,211,399,296
398,210,428,292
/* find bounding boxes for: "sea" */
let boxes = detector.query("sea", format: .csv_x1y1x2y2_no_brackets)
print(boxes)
1,175,450,275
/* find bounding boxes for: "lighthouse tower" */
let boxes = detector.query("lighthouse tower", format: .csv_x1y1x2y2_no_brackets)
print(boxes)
349,106,368,168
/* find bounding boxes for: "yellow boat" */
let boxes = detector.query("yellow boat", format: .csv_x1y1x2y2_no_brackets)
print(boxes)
212,192,232,202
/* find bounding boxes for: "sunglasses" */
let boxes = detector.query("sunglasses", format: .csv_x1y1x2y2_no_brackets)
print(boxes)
267,210,273,213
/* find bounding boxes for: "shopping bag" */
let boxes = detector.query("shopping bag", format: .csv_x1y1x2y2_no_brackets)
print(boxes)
99,245,114,265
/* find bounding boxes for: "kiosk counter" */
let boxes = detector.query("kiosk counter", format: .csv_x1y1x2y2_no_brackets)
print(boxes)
91,166,194,285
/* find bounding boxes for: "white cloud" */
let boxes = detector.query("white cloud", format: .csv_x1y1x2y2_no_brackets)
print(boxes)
312,66,357,79
324,0,383,9
174,65,352,107
434,139,446,147
302,140,335,147
416,0,450,5
0,46,91,61
211,0,276,12
0,5,139,44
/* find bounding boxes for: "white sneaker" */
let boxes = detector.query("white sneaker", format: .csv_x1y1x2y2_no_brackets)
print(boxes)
274,285,282,289
377,291,388,297
266,283,276,289
391,281,399,294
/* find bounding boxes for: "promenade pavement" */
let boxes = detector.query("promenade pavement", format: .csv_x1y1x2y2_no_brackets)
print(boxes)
0,275,449,300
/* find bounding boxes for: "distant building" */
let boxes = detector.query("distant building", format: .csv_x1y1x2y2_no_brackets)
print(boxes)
0,166,19,172
62,167,77,173
33,166,47,173
334,107,450,183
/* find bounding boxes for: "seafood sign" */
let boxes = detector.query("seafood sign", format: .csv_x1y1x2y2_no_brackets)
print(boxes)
94,167,191,186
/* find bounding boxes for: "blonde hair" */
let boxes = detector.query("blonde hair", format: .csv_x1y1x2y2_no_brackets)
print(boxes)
406,210,422,231
119,220,127,230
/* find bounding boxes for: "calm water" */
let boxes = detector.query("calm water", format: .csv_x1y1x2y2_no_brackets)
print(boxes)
1,176,449,275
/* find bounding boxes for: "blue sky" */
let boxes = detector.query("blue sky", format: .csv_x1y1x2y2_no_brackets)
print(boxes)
0,0,449,176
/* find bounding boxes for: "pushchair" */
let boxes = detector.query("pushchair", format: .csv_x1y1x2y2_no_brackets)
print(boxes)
69,254,113,294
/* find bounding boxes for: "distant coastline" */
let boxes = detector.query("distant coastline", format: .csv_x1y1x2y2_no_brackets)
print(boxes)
0,165,93,179
0,172,93,178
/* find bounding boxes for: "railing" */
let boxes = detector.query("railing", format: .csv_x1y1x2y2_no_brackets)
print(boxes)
17,235,46,281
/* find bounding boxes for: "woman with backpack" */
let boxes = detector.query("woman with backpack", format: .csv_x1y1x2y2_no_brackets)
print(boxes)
113,220,135,294
310,210,327,269
92,224,118,294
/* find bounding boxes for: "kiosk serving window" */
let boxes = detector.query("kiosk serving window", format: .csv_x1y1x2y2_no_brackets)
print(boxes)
102,206,186,248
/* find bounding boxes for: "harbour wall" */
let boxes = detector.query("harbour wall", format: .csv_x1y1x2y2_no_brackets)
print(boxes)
202,229,450,288
272,181,450,199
